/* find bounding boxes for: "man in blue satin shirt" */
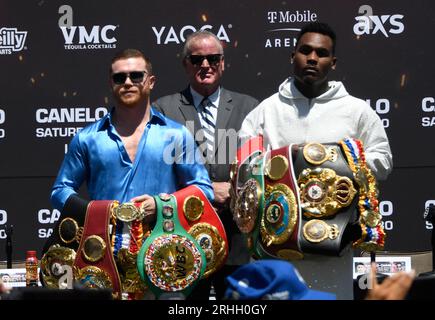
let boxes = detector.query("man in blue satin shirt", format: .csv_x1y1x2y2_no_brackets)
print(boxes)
50,48,213,223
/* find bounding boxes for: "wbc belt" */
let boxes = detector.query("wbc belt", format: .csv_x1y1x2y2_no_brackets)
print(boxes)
257,144,302,261
173,185,228,278
293,142,358,256
137,192,206,299
74,200,122,299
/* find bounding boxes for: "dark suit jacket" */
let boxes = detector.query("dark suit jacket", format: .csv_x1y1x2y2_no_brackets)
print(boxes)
153,87,258,264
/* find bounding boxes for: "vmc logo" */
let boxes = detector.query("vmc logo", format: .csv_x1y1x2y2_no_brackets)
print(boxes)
0,27,28,55
58,5,118,50
152,24,231,45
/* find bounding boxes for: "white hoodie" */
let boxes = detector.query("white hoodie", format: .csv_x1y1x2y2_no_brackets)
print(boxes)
239,77,393,180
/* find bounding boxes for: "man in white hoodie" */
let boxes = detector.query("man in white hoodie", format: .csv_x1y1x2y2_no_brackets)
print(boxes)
239,22,392,299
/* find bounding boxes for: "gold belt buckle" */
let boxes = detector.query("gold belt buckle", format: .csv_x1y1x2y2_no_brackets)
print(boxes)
302,219,339,243
234,178,260,234
183,196,204,222
303,142,337,165
189,223,226,278
298,168,356,218
75,265,113,289
112,202,144,222
260,183,298,246
144,234,203,292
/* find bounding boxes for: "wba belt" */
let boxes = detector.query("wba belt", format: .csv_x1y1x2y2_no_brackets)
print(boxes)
293,142,358,256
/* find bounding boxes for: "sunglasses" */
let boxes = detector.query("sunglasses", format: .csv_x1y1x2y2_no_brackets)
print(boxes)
111,71,148,85
187,54,223,66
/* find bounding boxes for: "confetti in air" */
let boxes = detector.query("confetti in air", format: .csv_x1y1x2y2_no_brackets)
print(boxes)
400,74,406,87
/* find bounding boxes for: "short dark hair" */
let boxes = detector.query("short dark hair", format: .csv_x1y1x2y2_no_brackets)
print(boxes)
110,48,153,75
296,22,336,54
182,30,224,60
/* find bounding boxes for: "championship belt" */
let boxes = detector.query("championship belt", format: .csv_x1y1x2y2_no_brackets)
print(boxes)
74,200,122,299
258,145,302,260
234,142,302,261
173,185,228,278
137,192,206,299
339,138,386,251
293,142,360,256
41,196,87,289
230,135,264,211
111,201,150,299
231,135,265,258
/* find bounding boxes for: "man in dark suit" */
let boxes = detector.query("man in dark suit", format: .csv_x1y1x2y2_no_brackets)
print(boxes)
153,30,258,300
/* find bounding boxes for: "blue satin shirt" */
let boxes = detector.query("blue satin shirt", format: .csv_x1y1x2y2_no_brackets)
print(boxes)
51,107,213,210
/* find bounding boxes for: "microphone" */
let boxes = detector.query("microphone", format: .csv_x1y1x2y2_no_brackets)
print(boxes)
6,224,13,269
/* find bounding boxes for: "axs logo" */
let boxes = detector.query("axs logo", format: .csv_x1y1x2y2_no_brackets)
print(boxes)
353,14,404,37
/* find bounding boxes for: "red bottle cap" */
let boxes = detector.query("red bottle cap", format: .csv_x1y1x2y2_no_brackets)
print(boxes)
26,250,37,258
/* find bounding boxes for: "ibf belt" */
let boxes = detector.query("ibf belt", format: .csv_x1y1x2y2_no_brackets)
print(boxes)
74,200,122,299
137,192,206,299
258,144,302,261
293,142,359,256
173,185,228,279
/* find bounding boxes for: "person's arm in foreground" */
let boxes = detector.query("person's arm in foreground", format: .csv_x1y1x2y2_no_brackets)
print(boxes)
366,262,415,300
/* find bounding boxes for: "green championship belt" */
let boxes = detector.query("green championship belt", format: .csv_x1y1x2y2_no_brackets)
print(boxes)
234,153,266,259
137,193,206,299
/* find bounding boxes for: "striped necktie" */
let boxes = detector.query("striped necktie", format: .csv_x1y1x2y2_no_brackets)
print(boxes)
200,97,217,159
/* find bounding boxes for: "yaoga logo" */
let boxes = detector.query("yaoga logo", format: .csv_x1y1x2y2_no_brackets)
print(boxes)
152,25,231,45
0,27,28,55
353,14,404,37
0,108,5,139
0,209,7,239
421,97,435,127
37,209,61,238
365,98,391,128
58,5,118,50
264,9,318,48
